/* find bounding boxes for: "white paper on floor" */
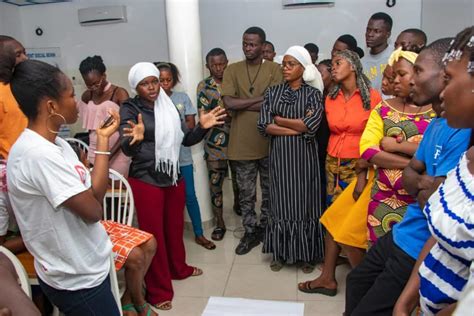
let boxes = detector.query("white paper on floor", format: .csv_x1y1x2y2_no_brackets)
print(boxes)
202,296,304,316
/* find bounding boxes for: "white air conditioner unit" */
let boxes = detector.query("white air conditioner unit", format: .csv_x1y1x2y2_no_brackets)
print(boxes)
78,5,127,26
283,0,335,6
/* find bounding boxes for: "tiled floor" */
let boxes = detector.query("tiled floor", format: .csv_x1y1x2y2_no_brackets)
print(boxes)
152,178,350,316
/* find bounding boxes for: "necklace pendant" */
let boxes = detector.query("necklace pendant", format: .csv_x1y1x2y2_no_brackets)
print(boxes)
249,86,254,94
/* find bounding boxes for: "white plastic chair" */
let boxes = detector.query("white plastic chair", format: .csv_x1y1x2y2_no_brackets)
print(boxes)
109,254,123,316
65,137,89,155
104,169,135,226
103,169,134,314
0,246,32,298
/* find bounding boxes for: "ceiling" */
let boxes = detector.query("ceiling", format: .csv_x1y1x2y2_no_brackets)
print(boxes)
1,0,70,6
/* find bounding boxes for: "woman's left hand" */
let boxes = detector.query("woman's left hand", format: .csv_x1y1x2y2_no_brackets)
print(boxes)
274,115,282,125
380,136,399,153
199,107,227,129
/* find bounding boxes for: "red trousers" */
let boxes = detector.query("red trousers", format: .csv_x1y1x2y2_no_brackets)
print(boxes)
128,178,193,304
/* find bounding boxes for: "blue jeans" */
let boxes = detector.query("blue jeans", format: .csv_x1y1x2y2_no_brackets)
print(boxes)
38,276,120,316
180,164,204,237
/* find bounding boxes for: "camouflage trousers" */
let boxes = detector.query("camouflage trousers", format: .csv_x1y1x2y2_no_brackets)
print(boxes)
206,160,240,224
230,158,269,234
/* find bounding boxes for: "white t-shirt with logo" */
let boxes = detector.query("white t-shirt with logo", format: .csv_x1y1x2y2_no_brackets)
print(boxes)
7,129,111,290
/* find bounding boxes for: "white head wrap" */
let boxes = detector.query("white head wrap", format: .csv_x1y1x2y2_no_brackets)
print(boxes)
128,62,184,185
284,45,324,92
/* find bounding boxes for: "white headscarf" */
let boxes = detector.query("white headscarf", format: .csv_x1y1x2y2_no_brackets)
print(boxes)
128,62,184,185
284,46,324,92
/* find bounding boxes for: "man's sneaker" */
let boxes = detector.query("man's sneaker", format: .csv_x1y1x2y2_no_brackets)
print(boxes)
255,226,266,243
235,233,260,255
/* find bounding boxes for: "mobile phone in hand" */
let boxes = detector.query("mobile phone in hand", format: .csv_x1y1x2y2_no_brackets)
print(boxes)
100,115,115,128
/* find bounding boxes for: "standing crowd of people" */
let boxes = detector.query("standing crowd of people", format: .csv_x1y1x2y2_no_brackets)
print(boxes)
0,9,472,316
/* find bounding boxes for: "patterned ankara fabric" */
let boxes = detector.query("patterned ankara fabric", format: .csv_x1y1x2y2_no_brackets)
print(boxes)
101,220,153,271
361,102,435,243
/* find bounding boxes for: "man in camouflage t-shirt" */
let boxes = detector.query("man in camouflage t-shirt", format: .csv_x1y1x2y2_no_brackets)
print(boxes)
197,48,240,242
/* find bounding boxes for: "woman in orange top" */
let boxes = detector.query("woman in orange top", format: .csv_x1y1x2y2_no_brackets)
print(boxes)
324,50,381,205
298,50,381,296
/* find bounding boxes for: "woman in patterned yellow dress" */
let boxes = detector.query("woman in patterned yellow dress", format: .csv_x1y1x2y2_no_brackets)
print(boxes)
360,48,435,243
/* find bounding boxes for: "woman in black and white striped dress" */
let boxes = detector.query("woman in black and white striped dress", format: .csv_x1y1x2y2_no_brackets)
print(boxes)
258,46,324,271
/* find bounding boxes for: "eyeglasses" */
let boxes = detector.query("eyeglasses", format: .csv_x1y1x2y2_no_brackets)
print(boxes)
86,77,104,91
281,61,301,69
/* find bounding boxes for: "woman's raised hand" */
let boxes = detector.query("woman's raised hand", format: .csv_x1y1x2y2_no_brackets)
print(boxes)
199,106,227,129
96,109,120,138
123,113,145,145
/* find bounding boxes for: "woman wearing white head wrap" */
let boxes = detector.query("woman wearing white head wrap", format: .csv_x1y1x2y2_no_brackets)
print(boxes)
285,45,324,92
119,62,226,310
257,46,325,272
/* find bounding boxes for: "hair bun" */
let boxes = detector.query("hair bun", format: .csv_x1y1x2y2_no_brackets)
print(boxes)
355,47,365,58
92,55,103,62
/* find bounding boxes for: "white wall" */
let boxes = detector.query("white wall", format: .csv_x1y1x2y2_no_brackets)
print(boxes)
421,0,473,41
17,0,169,92
199,0,422,62
0,3,23,39
9,0,169,135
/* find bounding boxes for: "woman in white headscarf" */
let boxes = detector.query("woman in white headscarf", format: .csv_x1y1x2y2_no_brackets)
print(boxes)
119,62,225,311
257,46,324,272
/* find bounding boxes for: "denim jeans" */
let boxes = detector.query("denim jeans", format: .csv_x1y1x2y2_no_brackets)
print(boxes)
180,164,204,237
38,276,120,316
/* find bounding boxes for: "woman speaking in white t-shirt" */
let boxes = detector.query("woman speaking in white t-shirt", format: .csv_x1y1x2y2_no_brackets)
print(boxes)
6,59,120,316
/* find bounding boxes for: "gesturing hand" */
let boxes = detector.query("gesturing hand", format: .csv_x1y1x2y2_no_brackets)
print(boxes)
123,113,145,145
199,106,227,129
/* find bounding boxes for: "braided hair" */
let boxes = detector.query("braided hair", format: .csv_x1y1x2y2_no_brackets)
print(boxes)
79,55,106,75
443,26,474,75
329,50,372,110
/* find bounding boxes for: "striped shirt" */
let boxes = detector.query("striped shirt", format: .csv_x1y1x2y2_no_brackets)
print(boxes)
419,153,474,315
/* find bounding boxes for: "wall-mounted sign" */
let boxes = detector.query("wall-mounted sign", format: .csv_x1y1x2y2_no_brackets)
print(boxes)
26,47,62,68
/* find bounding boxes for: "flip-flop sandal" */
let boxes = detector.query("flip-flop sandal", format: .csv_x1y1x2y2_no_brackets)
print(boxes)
122,303,137,315
211,227,226,241
195,238,216,250
191,266,203,276
298,281,337,296
270,260,283,272
154,301,172,310
135,303,155,316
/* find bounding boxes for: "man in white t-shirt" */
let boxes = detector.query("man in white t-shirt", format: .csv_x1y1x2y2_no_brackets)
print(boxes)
362,12,393,96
